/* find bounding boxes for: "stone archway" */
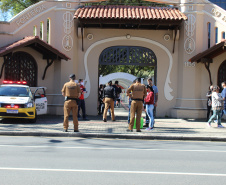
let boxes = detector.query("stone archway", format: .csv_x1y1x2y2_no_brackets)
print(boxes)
83,36,174,101
218,60,226,88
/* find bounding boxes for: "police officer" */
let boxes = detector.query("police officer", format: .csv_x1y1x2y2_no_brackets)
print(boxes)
103,80,116,122
61,74,81,132
126,78,146,132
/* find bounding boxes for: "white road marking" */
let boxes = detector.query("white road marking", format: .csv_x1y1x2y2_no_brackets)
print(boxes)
0,167,226,177
0,144,226,153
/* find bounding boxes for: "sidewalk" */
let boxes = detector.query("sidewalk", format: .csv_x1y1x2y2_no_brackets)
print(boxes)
0,105,226,141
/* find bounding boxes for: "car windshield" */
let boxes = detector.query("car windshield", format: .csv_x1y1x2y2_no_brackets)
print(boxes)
0,86,31,97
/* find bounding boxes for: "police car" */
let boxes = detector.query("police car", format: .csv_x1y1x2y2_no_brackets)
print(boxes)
0,81,47,123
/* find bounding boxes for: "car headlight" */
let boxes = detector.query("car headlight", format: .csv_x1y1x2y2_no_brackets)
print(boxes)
26,102,34,108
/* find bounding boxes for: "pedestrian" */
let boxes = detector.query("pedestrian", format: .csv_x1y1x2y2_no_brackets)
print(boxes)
126,78,146,132
61,74,81,132
207,86,224,128
103,80,116,122
78,79,87,120
113,81,122,107
206,85,213,121
144,77,158,127
144,85,155,131
98,84,104,115
221,81,226,117
116,95,121,107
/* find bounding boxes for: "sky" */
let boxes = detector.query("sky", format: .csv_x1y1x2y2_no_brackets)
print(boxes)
0,9,12,21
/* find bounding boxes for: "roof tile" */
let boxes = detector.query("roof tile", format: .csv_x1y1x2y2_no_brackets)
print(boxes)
0,36,70,60
189,40,226,62
74,5,187,21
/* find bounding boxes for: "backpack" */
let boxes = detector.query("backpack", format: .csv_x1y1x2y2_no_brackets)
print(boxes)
145,92,154,104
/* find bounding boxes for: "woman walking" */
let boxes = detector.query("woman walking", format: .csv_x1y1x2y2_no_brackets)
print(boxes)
207,86,224,128
144,85,155,130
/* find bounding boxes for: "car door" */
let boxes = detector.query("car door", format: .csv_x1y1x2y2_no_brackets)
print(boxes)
33,87,47,115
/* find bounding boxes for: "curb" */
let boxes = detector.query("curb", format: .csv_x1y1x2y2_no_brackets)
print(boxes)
1,131,226,142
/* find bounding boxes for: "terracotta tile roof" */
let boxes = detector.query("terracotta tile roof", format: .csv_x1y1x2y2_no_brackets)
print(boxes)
189,40,226,63
0,36,70,60
74,5,187,21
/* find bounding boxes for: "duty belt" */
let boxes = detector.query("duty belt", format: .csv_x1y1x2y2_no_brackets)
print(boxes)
66,97,78,101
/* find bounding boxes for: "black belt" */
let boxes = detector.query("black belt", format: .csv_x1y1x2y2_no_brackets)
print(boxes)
131,99,143,101
65,97,80,105
105,96,114,99
66,97,78,101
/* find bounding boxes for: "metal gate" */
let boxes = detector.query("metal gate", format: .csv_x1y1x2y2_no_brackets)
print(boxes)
5,51,37,87
218,60,226,88
99,46,157,66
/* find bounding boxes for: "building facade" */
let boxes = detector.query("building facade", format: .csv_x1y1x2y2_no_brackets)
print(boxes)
0,0,225,118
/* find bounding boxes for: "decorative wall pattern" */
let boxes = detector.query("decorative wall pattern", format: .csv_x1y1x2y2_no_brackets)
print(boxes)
62,5,73,51
184,14,196,55
211,8,226,23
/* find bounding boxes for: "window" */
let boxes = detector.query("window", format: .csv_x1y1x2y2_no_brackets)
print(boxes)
207,22,211,48
47,18,51,44
215,27,218,44
33,26,37,36
40,21,44,40
222,32,225,40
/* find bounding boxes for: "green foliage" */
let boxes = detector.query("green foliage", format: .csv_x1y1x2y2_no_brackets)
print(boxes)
0,0,168,18
99,65,154,78
85,0,168,7
0,0,40,17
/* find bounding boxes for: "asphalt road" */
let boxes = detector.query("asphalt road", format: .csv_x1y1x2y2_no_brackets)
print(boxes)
1,136,226,185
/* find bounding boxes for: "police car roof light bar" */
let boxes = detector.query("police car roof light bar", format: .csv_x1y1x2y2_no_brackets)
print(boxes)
3,80,27,84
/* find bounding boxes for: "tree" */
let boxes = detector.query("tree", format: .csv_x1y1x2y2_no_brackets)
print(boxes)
86,0,165,6
99,65,154,78
0,9,9,21
0,0,40,17
0,0,166,18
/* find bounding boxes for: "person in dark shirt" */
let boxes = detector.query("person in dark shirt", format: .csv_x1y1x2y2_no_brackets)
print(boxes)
113,81,122,107
103,81,116,122
98,84,104,115
206,85,213,121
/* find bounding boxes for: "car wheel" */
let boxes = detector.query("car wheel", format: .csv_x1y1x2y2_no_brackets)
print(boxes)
29,111,37,123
